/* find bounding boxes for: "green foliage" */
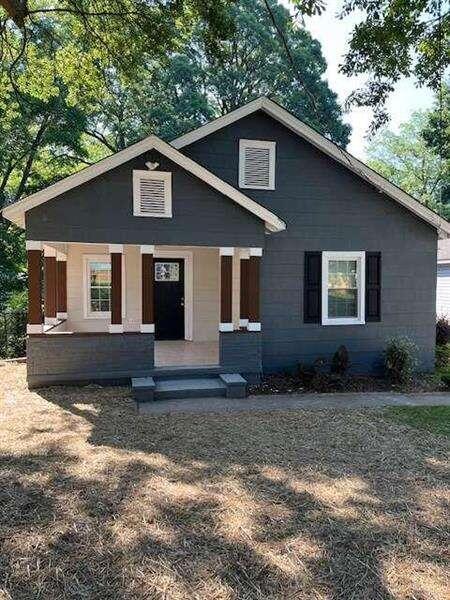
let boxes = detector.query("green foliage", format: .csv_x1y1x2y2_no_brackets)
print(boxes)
367,110,449,217
84,0,350,149
330,345,350,375
339,0,448,129
436,316,450,346
0,221,26,308
385,406,450,438
435,344,450,369
384,336,418,384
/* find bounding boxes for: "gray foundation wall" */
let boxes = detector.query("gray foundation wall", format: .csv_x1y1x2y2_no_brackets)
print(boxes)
219,331,262,381
27,333,155,387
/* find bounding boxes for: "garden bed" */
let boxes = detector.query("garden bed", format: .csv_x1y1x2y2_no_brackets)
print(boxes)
250,372,446,395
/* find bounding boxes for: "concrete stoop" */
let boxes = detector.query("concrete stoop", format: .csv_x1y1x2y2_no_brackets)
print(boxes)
132,373,247,402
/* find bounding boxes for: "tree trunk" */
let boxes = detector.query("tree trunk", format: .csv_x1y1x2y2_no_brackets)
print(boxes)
13,114,49,201
0,0,29,27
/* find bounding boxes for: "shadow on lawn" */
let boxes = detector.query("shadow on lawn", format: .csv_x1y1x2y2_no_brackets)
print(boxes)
1,383,448,599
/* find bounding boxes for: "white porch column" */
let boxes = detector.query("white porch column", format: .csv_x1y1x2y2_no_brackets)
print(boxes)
56,252,67,320
219,247,234,332
248,247,262,331
44,246,58,325
108,244,123,333
26,241,43,334
140,245,155,333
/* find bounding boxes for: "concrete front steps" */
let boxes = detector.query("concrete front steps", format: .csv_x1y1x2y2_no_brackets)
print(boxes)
132,373,247,402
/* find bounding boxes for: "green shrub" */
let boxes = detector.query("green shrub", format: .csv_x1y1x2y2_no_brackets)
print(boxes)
331,345,350,375
436,344,450,369
384,336,418,384
436,316,450,346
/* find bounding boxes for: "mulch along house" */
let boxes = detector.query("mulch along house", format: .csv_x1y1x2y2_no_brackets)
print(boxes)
3,98,449,397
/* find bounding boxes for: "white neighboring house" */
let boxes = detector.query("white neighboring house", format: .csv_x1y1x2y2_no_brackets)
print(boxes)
437,239,450,318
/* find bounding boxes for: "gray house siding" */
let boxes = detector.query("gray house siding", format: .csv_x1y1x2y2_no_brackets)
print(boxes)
26,150,265,248
184,111,437,372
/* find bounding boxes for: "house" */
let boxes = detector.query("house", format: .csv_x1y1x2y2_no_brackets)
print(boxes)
3,97,449,395
437,239,450,317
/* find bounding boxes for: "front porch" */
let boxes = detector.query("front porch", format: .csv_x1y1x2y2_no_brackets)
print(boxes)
25,241,263,387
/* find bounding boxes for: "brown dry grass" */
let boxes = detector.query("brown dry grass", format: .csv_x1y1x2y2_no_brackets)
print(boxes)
0,362,449,599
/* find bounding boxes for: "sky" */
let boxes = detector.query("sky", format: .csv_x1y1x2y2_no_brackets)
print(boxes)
280,0,435,159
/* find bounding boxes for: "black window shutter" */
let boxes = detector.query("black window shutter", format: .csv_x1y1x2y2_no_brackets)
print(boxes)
365,252,381,322
304,252,322,323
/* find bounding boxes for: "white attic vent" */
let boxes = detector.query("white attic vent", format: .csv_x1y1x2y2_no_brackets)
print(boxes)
133,170,172,217
239,139,276,190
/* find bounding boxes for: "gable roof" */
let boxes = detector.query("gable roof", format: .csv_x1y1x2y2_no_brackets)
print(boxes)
1,134,285,233
173,97,450,239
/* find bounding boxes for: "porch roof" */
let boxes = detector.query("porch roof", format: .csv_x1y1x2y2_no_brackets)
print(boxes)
2,135,286,234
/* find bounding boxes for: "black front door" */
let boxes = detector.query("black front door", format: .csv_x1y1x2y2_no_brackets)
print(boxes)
154,258,185,340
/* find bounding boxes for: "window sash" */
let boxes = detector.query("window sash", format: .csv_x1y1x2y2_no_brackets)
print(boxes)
83,255,125,319
322,252,365,325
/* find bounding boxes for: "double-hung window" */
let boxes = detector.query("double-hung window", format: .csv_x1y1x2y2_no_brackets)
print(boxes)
322,251,365,325
84,256,112,318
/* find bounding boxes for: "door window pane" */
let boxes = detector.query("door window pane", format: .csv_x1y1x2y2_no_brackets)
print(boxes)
328,260,358,318
155,262,179,282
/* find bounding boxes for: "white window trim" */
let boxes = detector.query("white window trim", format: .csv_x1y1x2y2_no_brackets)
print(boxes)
239,139,276,190
133,170,172,218
322,251,365,326
83,254,126,319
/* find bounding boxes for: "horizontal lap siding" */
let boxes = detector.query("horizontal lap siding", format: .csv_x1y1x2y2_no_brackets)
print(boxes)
184,111,437,373
26,151,264,248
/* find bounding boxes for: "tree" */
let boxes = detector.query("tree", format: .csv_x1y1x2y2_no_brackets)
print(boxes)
290,0,449,131
84,0,351,151
367,111,449,218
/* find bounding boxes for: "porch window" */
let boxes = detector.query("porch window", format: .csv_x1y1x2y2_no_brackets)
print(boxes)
83,255,125,319
322,252,365,325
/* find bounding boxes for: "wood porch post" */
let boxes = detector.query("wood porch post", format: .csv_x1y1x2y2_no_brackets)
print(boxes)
26,241,43,334
140,245,155,333
109,244,123,333
56,252,67,320
248,248,262,331
239,249,250,328
220,247,234,332
44,246,57,325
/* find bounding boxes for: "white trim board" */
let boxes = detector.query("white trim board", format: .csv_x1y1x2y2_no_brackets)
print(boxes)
173,97,450,238
2,134,285,234
153,248,194,341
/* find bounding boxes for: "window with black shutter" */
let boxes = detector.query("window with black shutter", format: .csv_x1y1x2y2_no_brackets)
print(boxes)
365,252,381,321
304,251,322,323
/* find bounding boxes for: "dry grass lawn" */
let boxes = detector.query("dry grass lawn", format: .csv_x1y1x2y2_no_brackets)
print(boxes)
0,362,449,599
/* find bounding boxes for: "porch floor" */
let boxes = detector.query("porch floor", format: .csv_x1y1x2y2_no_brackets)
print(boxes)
154,340,219,367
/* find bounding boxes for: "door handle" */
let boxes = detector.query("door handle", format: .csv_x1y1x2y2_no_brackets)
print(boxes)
180,298,184,307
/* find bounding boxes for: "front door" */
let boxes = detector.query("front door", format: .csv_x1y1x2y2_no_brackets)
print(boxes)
154,258,185,340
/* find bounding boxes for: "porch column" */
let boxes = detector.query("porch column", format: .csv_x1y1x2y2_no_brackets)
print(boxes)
109,244,123,333
56,252,67,320
26,241,43,334
220,247,234,332
140,245,155,333
44,246,57,325
248,248,262,331
239,249,250,328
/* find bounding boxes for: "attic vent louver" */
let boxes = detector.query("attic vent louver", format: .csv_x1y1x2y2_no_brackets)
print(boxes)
133,170,172,217
239,139,276,190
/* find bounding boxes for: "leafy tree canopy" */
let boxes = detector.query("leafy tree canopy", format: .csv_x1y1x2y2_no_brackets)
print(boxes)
291,0,449,130
86,0,350,152
367,108,449,218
